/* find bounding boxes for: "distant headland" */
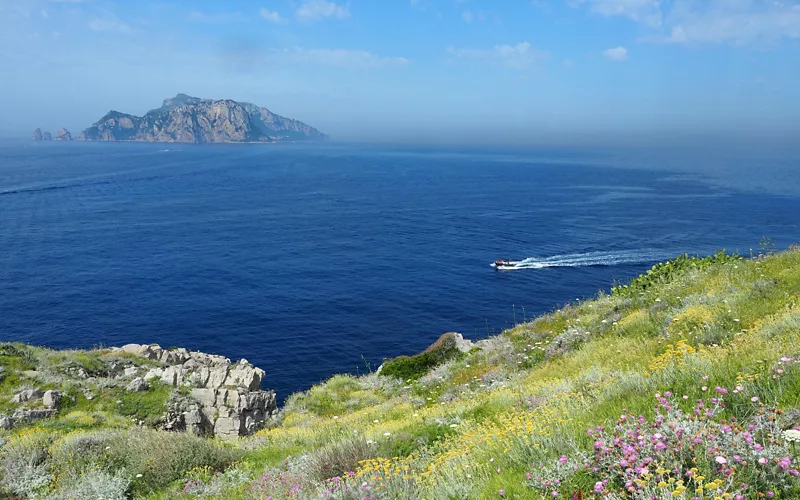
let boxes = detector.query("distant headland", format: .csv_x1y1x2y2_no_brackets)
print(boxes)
33,93,328,144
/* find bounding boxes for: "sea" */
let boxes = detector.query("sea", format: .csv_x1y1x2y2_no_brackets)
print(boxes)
1,140,798,401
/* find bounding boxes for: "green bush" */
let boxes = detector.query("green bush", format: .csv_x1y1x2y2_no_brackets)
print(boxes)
379,333,463,381
611,250,741,297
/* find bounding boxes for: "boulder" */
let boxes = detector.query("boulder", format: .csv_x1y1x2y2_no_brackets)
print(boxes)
11,389,43,404
42,390,61,409
451,332,474,353
120,343,163,361
0,416,13,430
126,377,149,392
225,360,264,391
160,348,190,365
144,367,162,381
12,408,57,423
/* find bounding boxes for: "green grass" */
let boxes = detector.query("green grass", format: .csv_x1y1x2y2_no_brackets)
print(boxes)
117,382,173,426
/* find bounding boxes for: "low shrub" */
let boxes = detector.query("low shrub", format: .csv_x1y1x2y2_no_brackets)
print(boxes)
45,467,130,500
0,429,60,497
380,333,464,381
306,436,377,481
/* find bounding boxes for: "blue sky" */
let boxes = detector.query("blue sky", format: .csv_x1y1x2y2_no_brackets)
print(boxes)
2,0,799,143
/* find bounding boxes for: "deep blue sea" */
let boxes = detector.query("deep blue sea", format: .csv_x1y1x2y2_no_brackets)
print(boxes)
1,140,798,401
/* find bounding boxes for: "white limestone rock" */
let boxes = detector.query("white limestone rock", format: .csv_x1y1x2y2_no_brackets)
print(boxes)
42,390,61,409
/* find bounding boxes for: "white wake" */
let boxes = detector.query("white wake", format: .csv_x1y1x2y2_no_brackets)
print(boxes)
494,250,666,270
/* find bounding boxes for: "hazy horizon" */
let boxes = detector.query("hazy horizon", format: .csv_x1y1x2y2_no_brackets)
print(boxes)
2,0,799,144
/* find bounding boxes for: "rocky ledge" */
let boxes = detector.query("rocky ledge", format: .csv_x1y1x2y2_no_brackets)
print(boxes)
113,343,277,440
0,343,277,441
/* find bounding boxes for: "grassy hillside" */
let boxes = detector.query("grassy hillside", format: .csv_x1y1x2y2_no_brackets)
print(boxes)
2,247,800,499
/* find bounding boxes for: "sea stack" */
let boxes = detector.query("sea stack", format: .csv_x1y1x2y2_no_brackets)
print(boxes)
54,128,72,141
33,128,43,141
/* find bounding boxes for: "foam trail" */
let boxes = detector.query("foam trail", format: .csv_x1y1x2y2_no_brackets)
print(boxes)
495,250,667,270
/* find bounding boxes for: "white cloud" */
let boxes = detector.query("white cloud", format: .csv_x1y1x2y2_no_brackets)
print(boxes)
259,8,285,23
461,9,491,23
447,42,546,69
573,0,662,27
276,47,409,68
576,0,800,46
188,11,247,23
88,18,132,34
659,1,800,45
602,46,628,61
295,0,350,21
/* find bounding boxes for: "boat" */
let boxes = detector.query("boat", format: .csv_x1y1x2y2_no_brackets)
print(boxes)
492,259,515,269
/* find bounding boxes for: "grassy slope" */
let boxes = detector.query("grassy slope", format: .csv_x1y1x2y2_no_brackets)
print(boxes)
2,248,800,498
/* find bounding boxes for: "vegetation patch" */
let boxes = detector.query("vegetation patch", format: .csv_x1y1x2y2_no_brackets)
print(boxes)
379,332,464,381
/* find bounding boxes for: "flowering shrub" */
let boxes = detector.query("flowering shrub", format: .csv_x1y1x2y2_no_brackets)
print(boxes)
248,468,309,499
526,390,800,498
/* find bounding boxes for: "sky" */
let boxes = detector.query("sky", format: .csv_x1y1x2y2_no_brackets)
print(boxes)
1,0,799,144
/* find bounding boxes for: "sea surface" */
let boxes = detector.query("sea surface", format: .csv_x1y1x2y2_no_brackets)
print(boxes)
1,140,798,401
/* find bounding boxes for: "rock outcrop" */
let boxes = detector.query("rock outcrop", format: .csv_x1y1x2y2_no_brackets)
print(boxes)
33,129,53,140
79,93,328,144
54,128,72,141
113,344,277,440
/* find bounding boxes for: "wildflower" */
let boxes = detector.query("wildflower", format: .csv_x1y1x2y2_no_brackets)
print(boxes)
715,456,727,465
499,489,505,496
594,481,604,493
751,396,760,402
759,457,768,465
136,473,143,478
702,386,708,391
383,432,391,436
783,429,800,442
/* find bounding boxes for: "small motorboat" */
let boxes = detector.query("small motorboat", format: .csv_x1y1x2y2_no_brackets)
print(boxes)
492,259,515,269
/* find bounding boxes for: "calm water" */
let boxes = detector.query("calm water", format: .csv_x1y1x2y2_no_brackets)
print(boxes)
1,141,798,401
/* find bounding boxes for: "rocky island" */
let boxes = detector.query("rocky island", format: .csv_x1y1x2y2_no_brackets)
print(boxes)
33,93,328,144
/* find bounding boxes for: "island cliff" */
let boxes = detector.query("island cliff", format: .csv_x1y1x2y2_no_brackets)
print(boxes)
77,93,328,144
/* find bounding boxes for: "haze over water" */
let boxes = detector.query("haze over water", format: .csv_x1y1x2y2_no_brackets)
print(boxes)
1,140,798,400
